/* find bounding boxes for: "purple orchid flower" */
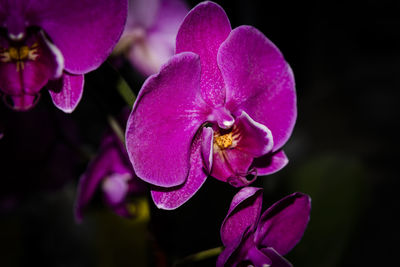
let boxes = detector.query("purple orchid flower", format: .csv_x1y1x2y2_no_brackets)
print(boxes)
75,110,146,222
113,0,188,76
126,1,296,209
0,0,127,111
217,187,311,267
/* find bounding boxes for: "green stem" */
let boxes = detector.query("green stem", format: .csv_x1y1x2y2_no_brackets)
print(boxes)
107,115,125,144
173,246,223,266
116,76,136,107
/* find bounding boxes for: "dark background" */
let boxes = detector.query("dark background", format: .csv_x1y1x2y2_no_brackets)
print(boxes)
1,0,399,266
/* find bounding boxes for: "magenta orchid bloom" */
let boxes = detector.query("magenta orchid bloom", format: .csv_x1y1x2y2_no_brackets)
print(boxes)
75,111,146,222
217,188,311,267
126,1,296,209
113,0,188,76
0,0,127,111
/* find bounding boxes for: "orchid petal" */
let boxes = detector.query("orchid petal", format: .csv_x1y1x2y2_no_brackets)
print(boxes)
28,0,127,74
201,127,213,173
126,0,159,29
255,192,311,256
176,1,231,107
261,247,293,267
75,146,114,223
150,127,209,210
217,226,256,267
149,0,188,37
74,144,129,223
246,246,273,267
216,232,246,267
211,147,254,187
48,73,84,113
127,33,172,76
102,173,131,207
216,243,238,267
235,111,274,157
126,52,208,187
220,187,263,246
252,150,289,176
218,25,296,150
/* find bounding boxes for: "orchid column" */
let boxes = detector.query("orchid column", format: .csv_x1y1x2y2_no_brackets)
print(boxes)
0,0,127,111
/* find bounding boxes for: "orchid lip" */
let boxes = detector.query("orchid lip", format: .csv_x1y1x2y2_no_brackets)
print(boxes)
2,93,41,111
226,168,258,187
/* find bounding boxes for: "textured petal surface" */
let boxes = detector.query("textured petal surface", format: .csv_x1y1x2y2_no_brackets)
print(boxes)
126,52,209,187
150,127,209,210
48,73,84,113
176,1,231,107
261,247,293,267
221,187,263,246
252,150,289,176
234,111,274,157
218,25,296,150
201,126,214,173
27,0,127,74
255,192,311,255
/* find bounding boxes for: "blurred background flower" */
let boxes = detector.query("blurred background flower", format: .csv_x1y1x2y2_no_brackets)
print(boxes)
112,0,188,76
75,108,147,222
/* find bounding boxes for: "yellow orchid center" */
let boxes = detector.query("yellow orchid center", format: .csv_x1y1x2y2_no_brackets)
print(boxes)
0,43,39,71
215,132,234,149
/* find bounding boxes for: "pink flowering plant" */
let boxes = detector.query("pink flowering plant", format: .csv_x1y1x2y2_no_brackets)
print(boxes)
0,1,312,266
126,1,296,209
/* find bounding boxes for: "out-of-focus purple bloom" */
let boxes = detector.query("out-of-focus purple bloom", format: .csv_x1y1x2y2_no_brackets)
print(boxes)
217,187,311,267
0,0,127,112
113,0,188,76
126,1,296,209
75,111,146,222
